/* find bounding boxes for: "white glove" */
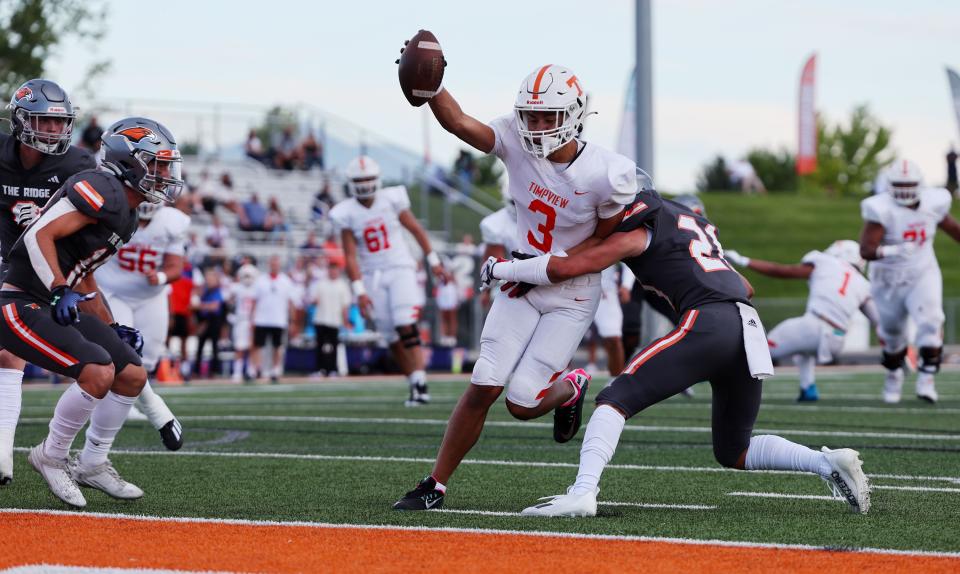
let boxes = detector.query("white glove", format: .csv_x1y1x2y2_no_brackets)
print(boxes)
478,256,501,292
877,242,918,259
724,250,750,267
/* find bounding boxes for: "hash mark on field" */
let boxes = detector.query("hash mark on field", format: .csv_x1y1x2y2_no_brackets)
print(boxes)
600,501,717,510
873,485,960,493
727,492,840,502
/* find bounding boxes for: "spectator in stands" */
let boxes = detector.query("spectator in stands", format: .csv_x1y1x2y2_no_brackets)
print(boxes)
250,255,301,383
272,126,298,170
322,233,345,269
205,212,230,250
310,265,351,377
266,197,288,237
195,268,226,378
80,116,103,153
245,129,265,163
301,133,323,170
311,180,333,222
216,172,239,213
238,192,269,232
168,263,196,379
300,230,322,262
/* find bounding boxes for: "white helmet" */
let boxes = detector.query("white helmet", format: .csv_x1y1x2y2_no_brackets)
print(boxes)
345,155,381,199
825,239,865,272
500,175,516,219
138,202,160,221
514,65,586,159
885,159,923,206
237,263,259,287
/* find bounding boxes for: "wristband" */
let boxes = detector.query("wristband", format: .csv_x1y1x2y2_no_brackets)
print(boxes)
426,251,441,268
155,271,168,285
876,245,896,259
351,280,367,297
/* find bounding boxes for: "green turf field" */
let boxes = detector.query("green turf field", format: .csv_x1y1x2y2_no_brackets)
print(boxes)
5,371,960,554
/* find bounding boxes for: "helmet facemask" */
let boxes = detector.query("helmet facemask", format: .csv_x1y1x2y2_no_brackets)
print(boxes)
348,175,380,199
137,149,184,204
889,181,919,207
138,201,160,221
14,108,74,155
515,103,582,159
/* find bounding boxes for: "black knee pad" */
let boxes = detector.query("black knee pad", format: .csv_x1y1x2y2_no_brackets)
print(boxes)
397,326,421,349
919,346,942,374
881,348,907,371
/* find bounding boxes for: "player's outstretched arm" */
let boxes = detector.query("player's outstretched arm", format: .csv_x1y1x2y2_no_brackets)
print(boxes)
428,89,495,154
938,214,960,243
859,222,886,260
725,250,813,279
340,229,373,319
399,210,448,280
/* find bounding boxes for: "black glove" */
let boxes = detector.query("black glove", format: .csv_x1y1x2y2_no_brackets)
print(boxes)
50,285,96,326
500,251,537,298
112,323,144,356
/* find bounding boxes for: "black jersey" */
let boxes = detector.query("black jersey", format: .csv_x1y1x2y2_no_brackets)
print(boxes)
4,169,138,301
617,190,749,320
0,134,96,259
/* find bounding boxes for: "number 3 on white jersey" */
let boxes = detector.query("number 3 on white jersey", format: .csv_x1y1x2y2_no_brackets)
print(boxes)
678,214,730,272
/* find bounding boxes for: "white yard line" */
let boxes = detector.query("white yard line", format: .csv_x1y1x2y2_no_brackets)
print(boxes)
727,492,840,501
873,485,960,493
599,501,717,510
12,447,960,484
2,508,958,559
23,414,953,442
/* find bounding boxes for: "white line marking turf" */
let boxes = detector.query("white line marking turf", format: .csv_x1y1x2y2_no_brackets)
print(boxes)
727,492,840,502
435,502,717,517
12,447,960,484
2,508,958,559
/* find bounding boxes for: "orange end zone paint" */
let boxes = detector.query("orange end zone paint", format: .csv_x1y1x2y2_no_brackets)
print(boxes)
2,512,959,574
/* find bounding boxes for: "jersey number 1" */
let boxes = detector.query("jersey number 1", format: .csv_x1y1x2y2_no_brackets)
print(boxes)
678,214,730,272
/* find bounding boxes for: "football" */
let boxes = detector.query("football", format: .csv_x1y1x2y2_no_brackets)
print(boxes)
397,29,446,107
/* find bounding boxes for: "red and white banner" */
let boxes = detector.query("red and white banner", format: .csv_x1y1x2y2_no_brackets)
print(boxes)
797,54,817,176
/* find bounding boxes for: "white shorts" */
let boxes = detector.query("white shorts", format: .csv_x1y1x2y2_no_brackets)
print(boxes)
767,314,845,364
101,290,169,371
870,264,944,350
365,266,424,343
472,273,601,408
593,287,623,339
436,282,459,311
233,319,253,352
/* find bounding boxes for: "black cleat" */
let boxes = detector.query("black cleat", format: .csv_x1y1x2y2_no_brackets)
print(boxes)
553,369,590,443
0,474,11,486
159,418,183,451
393,476,444,510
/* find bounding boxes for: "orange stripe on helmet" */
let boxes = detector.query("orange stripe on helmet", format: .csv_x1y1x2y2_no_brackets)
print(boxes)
531,65,552,97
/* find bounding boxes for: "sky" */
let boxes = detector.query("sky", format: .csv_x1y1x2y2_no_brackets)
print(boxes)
47,0,960,191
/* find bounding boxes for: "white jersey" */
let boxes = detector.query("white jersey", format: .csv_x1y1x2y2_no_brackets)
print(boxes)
801,250,871,329
95,206,190,302
479,207,519,253
861,187,951,271
329,186,416,272
230,282,257,324
251,272,300,328
489,115,637,255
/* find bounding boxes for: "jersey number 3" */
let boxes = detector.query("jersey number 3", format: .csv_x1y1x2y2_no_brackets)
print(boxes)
527,200,556,252
678,214,730,272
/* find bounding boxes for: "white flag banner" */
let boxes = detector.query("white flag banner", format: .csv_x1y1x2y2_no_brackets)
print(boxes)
947,67,960,142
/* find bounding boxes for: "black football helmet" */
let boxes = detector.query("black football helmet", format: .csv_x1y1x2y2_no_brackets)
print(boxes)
100,117,184,204
6,79,76,155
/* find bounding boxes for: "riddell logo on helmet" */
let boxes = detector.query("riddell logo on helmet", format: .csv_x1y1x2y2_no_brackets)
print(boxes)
526,99,543,105
14,87,32,101
118,127,159,143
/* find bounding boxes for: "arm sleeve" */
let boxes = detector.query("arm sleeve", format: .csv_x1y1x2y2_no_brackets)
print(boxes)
930,188,953,221
619,263,636,290
800,250,822,265
479,213,502,245
488,115,514,160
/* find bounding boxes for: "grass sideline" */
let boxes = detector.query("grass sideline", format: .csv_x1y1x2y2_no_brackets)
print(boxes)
3,369,960,567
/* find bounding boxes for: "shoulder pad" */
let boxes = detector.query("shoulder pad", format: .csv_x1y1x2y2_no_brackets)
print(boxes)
607,153,639,205
860,194,888,224
65,170,125,217
800,250,822,265
923,187,952,219
156,206,191,235
616,190,662,233
382,185,411,211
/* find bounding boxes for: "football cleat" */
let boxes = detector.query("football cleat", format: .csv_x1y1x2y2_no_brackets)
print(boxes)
554,369,590,443
883,369,904,404
0,434,12,485
70,456,144,500
28,442,86,508
916,375,938,404
393,475,445,510
797,384,819,402
820,446,870,514
404,383,430,407
521,486,598,517
159,418,183,451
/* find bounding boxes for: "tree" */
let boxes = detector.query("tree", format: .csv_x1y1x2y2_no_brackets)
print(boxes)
811,105,893,196
746,147,796,192
474,153,502,187
0,0,109,101
696,155,733,192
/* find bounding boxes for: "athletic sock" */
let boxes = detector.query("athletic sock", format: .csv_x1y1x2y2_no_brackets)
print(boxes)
745,434,832,478
44,383,101,460
80,392,137,469
430,477,447,493
570,405,626,496
408,370,426,387
0,368,24,474
136,380,175,430
795,354,815,390
232,358,244,379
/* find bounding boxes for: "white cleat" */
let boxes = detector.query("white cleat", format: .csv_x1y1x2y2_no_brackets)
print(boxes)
69,457,144,500
882,369,903,404
820,447,871,514
28,443,86,508
521,487,598,517
125,405,149,422
916,375,938,404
